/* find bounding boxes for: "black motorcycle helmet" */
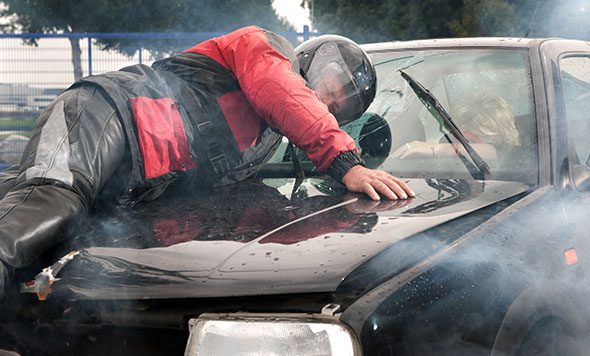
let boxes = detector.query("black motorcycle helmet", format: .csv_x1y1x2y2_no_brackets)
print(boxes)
295,35,377,126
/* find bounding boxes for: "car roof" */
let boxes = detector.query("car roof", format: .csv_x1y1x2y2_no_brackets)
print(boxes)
360,37,560,52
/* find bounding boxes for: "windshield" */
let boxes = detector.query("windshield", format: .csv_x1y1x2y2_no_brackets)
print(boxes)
398,69,491,180
345,50,538,183
345,49,538,184
266,48,538,185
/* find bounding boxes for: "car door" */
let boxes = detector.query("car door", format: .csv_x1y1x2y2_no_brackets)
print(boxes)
542,40,590,289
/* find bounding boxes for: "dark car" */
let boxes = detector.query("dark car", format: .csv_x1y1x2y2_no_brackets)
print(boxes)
2,37,590,356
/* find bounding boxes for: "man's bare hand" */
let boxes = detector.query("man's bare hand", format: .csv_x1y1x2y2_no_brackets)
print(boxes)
341,166,415,201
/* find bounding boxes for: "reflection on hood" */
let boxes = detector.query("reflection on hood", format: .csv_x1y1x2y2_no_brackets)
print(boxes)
70,179,384,250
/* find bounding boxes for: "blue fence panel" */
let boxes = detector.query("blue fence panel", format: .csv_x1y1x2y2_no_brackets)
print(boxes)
0,27,317,170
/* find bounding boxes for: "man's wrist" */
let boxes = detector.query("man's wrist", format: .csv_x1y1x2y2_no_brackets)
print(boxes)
327,150,366,182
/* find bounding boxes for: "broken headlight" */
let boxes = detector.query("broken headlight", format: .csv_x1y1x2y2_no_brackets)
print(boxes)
184,313,361,356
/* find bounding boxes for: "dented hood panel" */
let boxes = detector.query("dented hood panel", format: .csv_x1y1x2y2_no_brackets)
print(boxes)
41,178,531,300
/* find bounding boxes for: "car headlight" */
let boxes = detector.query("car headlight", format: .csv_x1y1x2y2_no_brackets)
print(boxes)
184,313,361,356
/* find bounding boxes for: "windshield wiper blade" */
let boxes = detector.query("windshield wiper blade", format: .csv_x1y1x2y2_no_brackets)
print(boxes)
398,70,492,179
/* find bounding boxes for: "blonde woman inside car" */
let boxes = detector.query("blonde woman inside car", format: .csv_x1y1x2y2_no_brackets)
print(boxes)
392,92,521,160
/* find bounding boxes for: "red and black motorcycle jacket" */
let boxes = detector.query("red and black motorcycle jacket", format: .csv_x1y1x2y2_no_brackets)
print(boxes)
0,27,364,269
78,26,363,202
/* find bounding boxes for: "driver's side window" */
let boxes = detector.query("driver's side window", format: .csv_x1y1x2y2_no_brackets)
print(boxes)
560,56,590,165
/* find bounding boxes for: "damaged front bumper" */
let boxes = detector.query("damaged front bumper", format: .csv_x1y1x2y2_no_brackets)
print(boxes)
20,250,80,301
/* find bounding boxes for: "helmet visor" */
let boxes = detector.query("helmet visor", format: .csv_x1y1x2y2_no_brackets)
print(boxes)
306,42,365,125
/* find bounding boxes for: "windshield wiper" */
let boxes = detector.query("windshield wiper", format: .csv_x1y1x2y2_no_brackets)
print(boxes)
399,70,492,180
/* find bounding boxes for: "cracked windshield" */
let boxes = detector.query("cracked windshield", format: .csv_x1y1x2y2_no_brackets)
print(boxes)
338,49,538,184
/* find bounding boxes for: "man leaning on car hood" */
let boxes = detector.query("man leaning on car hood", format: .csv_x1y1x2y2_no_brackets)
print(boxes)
0,26,414,300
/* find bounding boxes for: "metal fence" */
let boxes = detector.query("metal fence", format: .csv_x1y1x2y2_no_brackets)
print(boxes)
0,27,316,170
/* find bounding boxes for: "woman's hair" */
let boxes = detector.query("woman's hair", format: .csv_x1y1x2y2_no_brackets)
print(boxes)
453,92,521,146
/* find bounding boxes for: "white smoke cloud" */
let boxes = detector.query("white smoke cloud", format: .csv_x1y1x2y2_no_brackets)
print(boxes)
272,0,312,31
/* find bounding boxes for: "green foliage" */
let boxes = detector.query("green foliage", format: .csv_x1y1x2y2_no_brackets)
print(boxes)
314,0,464,43
173,0,292,33
513,0,590,40
449,0,517,37
0,0,293,55
1,0,182,34
0,117,36,131
0,0,187,58
313,0,590,42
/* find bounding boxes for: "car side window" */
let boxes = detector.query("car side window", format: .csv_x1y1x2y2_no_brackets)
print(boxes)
559,56,590,165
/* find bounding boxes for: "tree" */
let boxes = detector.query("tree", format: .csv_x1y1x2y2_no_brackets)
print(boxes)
512,0,590,40
449,0,517,37
0,0,187,80
0,0,292,80
313,0,464,43
312,0,590,42
174,0,291,33
97,0,294,58
448,0,590,39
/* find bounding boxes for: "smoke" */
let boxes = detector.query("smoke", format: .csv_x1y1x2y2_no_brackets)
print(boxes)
343,186,590,355
272,0,311,31
517,0,590,40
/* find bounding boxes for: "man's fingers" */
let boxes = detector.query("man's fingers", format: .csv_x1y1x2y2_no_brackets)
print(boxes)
374,172,413,199
378,175,409,199
390,176,415,197
342,166,415,201
371,180,399,200
362,182,381,201
361,173,413,201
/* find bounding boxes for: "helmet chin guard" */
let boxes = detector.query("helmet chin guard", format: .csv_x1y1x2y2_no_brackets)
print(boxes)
296,35,376,125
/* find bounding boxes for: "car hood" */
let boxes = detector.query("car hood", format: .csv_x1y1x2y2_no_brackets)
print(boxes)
29,178,531,301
